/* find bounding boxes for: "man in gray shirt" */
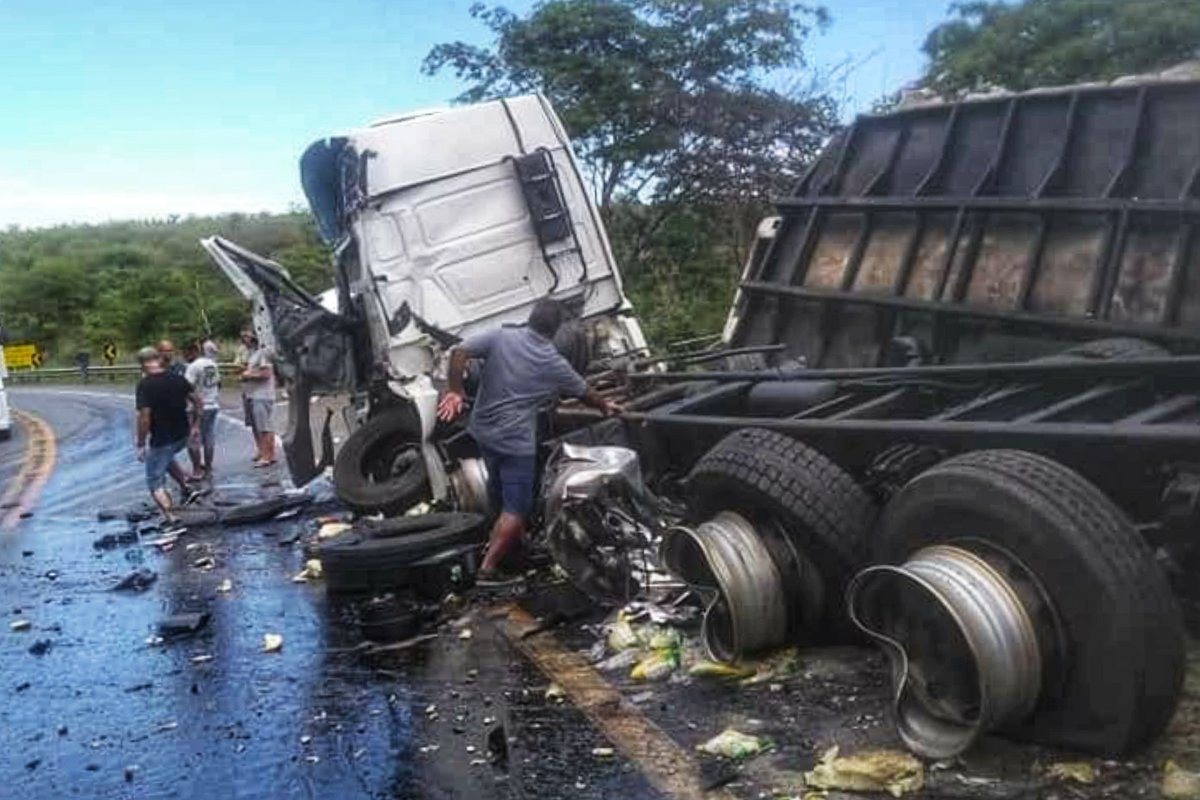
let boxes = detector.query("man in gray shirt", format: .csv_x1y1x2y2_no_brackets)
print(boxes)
438,299,619,584
240,329,277,467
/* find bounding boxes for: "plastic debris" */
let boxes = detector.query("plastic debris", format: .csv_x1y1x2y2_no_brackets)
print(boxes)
317,522,352,540
695,729,771,761
193,556,216,571
1163,761,1200,800
10,619,31,632
631,648,680,681
688,660,756,680
262,633,284,653
292,559,323,583
597,649,641,672
111,568,157,592
592,747,615,758
545,683,566,702
607,617,640,652
804,746,924,798
190,654,214,664
1045,761,1096,785
216,579,233,594
458,628,473,640
157,612,210,639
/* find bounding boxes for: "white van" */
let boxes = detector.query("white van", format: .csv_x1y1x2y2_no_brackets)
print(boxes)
0,342,11,441
204,95,646,512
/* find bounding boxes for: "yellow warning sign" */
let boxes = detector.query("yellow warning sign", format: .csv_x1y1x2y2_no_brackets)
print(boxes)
3,344,37,369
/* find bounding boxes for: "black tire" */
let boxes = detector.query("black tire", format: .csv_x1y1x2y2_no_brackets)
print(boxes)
874,449,1184,754
333,408,429,515
319,512,487,593
686,428,877,636
1046,337,1168,362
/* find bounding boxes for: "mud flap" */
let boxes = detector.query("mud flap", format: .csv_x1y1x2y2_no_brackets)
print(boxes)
283,375,334,487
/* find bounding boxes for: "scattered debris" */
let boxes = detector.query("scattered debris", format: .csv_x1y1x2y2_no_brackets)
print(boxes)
15,681,31,692
124,766,137,782
56,725,68,736
10,619,31,632
304,755,320,765
545,683,566,702
24,758,41,771
262,633,284,653
125,682,154,693
317,522,352,540
43,570,58,580
190,654,214,665
804,746,924,798
216,579,233,594
608,616,640,651
631,646,679,681
111,568,157,592
1045,761,1096,785
1164,761,1200,800
28,639,53,656
688,660,755,680
144,534,181,551
153,721,178,734
696,729,771,761
157,612,210,639
193,556,216,571
458,628,473,641
292,559,323,583
592,747,615,758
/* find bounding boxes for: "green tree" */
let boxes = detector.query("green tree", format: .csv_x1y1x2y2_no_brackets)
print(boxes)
922,0,1200,96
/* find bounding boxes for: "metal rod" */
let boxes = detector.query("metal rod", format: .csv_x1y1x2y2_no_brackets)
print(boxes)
563,409,1200,457
1035,91,1080,198
631,344,784,369
775,196,1200,214
915,104,960,196
736,281,1200,343
625,354,1200,385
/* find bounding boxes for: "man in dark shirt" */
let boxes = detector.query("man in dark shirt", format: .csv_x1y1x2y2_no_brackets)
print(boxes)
136,346,202,527
437,299,619,584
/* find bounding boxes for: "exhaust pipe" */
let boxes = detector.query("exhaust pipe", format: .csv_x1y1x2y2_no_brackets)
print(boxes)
847,545,1043,759
659,512,788,662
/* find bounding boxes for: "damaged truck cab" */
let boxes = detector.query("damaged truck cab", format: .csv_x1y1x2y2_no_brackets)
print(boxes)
204,95,645,508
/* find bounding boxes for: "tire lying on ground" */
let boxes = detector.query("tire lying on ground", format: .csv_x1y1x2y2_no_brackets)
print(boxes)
683,428,877,643
319,512,487,593
333,408,429,515
867,449,1184,754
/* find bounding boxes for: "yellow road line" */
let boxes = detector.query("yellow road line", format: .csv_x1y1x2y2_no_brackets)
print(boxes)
495,604,737,800
1,410,57,530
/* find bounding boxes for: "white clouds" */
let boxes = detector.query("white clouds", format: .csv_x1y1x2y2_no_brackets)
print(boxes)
0,176,301,229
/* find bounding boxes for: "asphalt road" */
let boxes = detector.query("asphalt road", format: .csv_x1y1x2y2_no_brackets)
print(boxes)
0,389,658,800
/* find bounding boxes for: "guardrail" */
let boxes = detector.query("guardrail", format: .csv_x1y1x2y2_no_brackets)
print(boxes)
4,363,243,384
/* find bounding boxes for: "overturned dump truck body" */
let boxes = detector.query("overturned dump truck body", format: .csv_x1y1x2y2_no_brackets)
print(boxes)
560,79,1200,761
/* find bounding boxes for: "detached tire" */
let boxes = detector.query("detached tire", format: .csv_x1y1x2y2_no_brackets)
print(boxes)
319,512,486,593
686,428,877,636
874,449,1184,754
334,409,429,515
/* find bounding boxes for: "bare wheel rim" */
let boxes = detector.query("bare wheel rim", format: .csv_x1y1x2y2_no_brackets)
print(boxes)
847,544,1045,759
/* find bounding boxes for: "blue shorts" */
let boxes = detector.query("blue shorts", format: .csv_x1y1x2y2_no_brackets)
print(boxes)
480,446,537,518
197,408,219,449
145,438,186,492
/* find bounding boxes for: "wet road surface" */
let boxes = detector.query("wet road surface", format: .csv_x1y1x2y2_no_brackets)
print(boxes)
0,389,658,800
2,388,1199,800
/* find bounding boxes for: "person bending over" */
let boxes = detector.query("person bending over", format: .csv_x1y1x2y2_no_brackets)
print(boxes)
437,299,619,585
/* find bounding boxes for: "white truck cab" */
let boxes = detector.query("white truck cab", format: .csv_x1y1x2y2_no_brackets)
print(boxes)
204,95,646,510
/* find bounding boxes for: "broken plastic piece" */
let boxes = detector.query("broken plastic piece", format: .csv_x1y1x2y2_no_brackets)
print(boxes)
688,661,756,680
317,522,352,540
292,559,323,583
1045,762,1096,785
10,619,31,632
216,579,233,594
804,746,924,798
696,729,771,760
157,612,210,638
262,633,284,653
630,648,679,681
545,683,566,702
1164,761,1200,800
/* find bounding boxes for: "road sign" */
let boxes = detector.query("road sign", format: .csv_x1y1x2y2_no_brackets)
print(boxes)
3,344,36,369
103,342,117,365
30,350,43,369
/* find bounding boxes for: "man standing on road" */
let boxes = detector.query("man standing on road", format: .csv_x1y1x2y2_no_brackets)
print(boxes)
135,347,202,528
240,329,277,467
437,299,619,585
185,340,222,481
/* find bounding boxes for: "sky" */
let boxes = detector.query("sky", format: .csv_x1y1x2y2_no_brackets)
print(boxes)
0,0,953,229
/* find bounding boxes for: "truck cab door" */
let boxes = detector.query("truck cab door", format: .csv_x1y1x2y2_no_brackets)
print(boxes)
200,236,355,485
